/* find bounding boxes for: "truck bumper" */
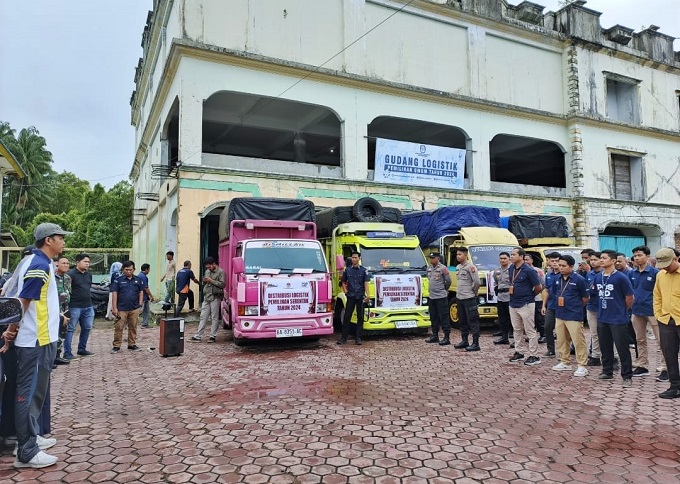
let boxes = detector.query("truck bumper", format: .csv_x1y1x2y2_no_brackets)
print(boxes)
361,307,431,331
233,313,334,340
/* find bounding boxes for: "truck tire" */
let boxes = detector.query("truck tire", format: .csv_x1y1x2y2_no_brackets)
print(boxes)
353,197,384,222
333,303,345,332
449,298,459,326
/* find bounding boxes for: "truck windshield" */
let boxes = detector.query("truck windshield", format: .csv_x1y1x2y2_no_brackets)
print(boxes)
360,247,427,273
468,245,517,270
244,241,327,274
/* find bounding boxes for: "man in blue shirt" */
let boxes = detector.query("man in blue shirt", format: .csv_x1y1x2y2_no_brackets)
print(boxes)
338,251,369,346
138,264,155,328
550,255,589,377
110,261,145,353
541,252,561,357
508,248,542,365
585,252,603,366
174,260,199,317
593,249,635,386
630,245,666,380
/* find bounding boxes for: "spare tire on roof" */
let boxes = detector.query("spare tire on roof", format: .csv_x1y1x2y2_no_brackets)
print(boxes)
353,197,384,222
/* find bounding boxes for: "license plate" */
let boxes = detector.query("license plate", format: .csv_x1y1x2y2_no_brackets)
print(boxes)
275,328,303,338
395,320,418,329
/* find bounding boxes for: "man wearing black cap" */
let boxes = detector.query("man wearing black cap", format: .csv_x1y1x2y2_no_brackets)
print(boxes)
653,247,680,399
4,222,71,468
425,252,452,345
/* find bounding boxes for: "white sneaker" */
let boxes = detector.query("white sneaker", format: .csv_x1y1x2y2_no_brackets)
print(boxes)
13,450,58,469
552,362,572,371
574,366,589,377
13,435,57,456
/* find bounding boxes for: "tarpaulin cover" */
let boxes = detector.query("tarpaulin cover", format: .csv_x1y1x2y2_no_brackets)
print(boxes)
506,215,569,239
402,206,500,248
219,198,316,240
316,206,402,239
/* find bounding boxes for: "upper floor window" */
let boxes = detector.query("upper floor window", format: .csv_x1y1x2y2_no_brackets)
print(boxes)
610,153,643,201
605,73,640,125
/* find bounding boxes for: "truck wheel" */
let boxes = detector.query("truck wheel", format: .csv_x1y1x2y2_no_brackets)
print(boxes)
449,299,459,326
353,197,384,222
333,304,345,332
233,337,245,347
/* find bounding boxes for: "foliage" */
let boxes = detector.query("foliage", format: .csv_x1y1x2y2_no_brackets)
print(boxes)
1,121,133,249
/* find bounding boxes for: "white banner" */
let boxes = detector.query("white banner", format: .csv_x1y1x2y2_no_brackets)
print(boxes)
374,138,465,190
375,275,422,309
485,271,498,304
259,279,316,316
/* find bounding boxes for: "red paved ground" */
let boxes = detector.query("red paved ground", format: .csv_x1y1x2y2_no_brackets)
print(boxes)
1,322,678,483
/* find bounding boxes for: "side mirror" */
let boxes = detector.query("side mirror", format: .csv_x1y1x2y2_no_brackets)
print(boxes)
335,255,346,270
232,257,245,274
0,297,23,325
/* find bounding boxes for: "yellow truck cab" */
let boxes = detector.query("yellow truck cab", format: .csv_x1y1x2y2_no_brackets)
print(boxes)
317,200,431,334
521,238,583,270
439,227,518,323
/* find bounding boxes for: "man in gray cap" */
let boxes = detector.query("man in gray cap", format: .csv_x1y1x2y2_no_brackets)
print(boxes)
2,223,71,468
653,247,680,399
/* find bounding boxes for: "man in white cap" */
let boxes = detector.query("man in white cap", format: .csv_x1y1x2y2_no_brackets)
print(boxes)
653,247,680,399
2,223,71,468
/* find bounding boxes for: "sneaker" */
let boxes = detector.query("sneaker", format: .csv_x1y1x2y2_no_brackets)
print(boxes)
622,378,632,388
509,352,525,363
128,345,142,351
598,372,613,380
657,366,665,372
12,436,56,456
574,366,589,377
77,350,95,357
111,347,120,354
524,356,541,366
552,362,572,371
538,336,547,344
658,387,680,399
656,370,669,382
587,357,601,366
208,337,216,343
544,351,556,358
632,367,650,377
13,450,58,469
63,354,79,361
190,336,201,342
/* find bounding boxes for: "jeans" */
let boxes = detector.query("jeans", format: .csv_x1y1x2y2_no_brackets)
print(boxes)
428,297,450,336
457,297,480,341
140,301,151,327
598,322,633,380
341,297,364,340
64,305,95,357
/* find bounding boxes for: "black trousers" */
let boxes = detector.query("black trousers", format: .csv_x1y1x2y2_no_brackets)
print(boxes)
598,322,633,379
534,302,545,336
342,297,364,340
497,301,511,339
428,297,450,335
658,320,680,390
174,289,195,316
457,297,480,341
544,308,556,353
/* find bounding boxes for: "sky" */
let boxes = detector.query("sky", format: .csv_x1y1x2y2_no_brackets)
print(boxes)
0,1,678,189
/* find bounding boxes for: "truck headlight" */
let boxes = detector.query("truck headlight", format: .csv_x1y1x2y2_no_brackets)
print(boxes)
244,306,259,316
478,296,486,305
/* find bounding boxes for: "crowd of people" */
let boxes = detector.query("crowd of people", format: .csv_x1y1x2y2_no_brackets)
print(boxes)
425,243,680,399
0,224,226,469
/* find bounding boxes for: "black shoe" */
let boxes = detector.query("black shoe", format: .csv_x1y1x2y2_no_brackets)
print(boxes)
355,338,362,345
544,351,556,358
425,335,440,344
569,346,576,355
509,352,525,363
538,336,547,344
598,373,614,380
465,343,480,352
632,367,650,377
453,341,469,349
492,331,503,337
658,387,680,399
509,342,515,349
128,345,142,351
336,338,347,345
587,357,601,367
493,338,509,345
439,336,451,346
524,356,541,366
657,370,669,382
77,350,95,357
54,357,70,365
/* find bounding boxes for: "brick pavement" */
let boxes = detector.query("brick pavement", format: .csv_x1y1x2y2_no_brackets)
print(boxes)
1,322,679,483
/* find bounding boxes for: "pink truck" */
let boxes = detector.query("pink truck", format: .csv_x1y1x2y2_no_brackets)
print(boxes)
218,198,334,345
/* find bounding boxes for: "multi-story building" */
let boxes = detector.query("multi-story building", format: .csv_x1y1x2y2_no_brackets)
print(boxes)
130,0,680,293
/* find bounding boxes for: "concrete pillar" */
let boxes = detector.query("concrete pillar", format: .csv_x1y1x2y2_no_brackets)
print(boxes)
342,102,368,181
178,80,203,167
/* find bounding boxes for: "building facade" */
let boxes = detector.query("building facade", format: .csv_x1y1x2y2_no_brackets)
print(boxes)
130,0,680,295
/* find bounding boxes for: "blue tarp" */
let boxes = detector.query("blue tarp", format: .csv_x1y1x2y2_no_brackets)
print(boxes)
402,206,501,248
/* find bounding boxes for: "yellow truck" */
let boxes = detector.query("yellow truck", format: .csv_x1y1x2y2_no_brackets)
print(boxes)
403,207,517,324
317,200,431,334
505,215,581,270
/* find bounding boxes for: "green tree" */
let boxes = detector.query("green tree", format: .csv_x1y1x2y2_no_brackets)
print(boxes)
47,171,91,216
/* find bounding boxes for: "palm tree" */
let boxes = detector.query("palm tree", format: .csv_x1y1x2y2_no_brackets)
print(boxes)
0,123,56,227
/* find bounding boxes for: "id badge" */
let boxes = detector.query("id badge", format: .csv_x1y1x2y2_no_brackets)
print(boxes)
509,286,514,295
558,297,565,307
601,299,607,309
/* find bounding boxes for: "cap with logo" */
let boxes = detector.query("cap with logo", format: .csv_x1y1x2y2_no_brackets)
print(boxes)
655,247,676,269
33,223,73,242
429,252,442,259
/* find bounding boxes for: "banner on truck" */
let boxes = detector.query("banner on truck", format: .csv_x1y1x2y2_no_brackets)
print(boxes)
375,275,422,308
259,279,317,316
374,138,465,190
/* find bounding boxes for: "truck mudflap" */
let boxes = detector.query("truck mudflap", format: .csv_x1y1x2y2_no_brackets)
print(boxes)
233,313,334,340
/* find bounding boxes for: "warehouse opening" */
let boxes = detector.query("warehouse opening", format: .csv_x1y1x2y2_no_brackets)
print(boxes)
490,134,565,187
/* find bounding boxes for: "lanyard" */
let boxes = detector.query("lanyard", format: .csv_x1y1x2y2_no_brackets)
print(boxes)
511,267,522,285
559,276,571,297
